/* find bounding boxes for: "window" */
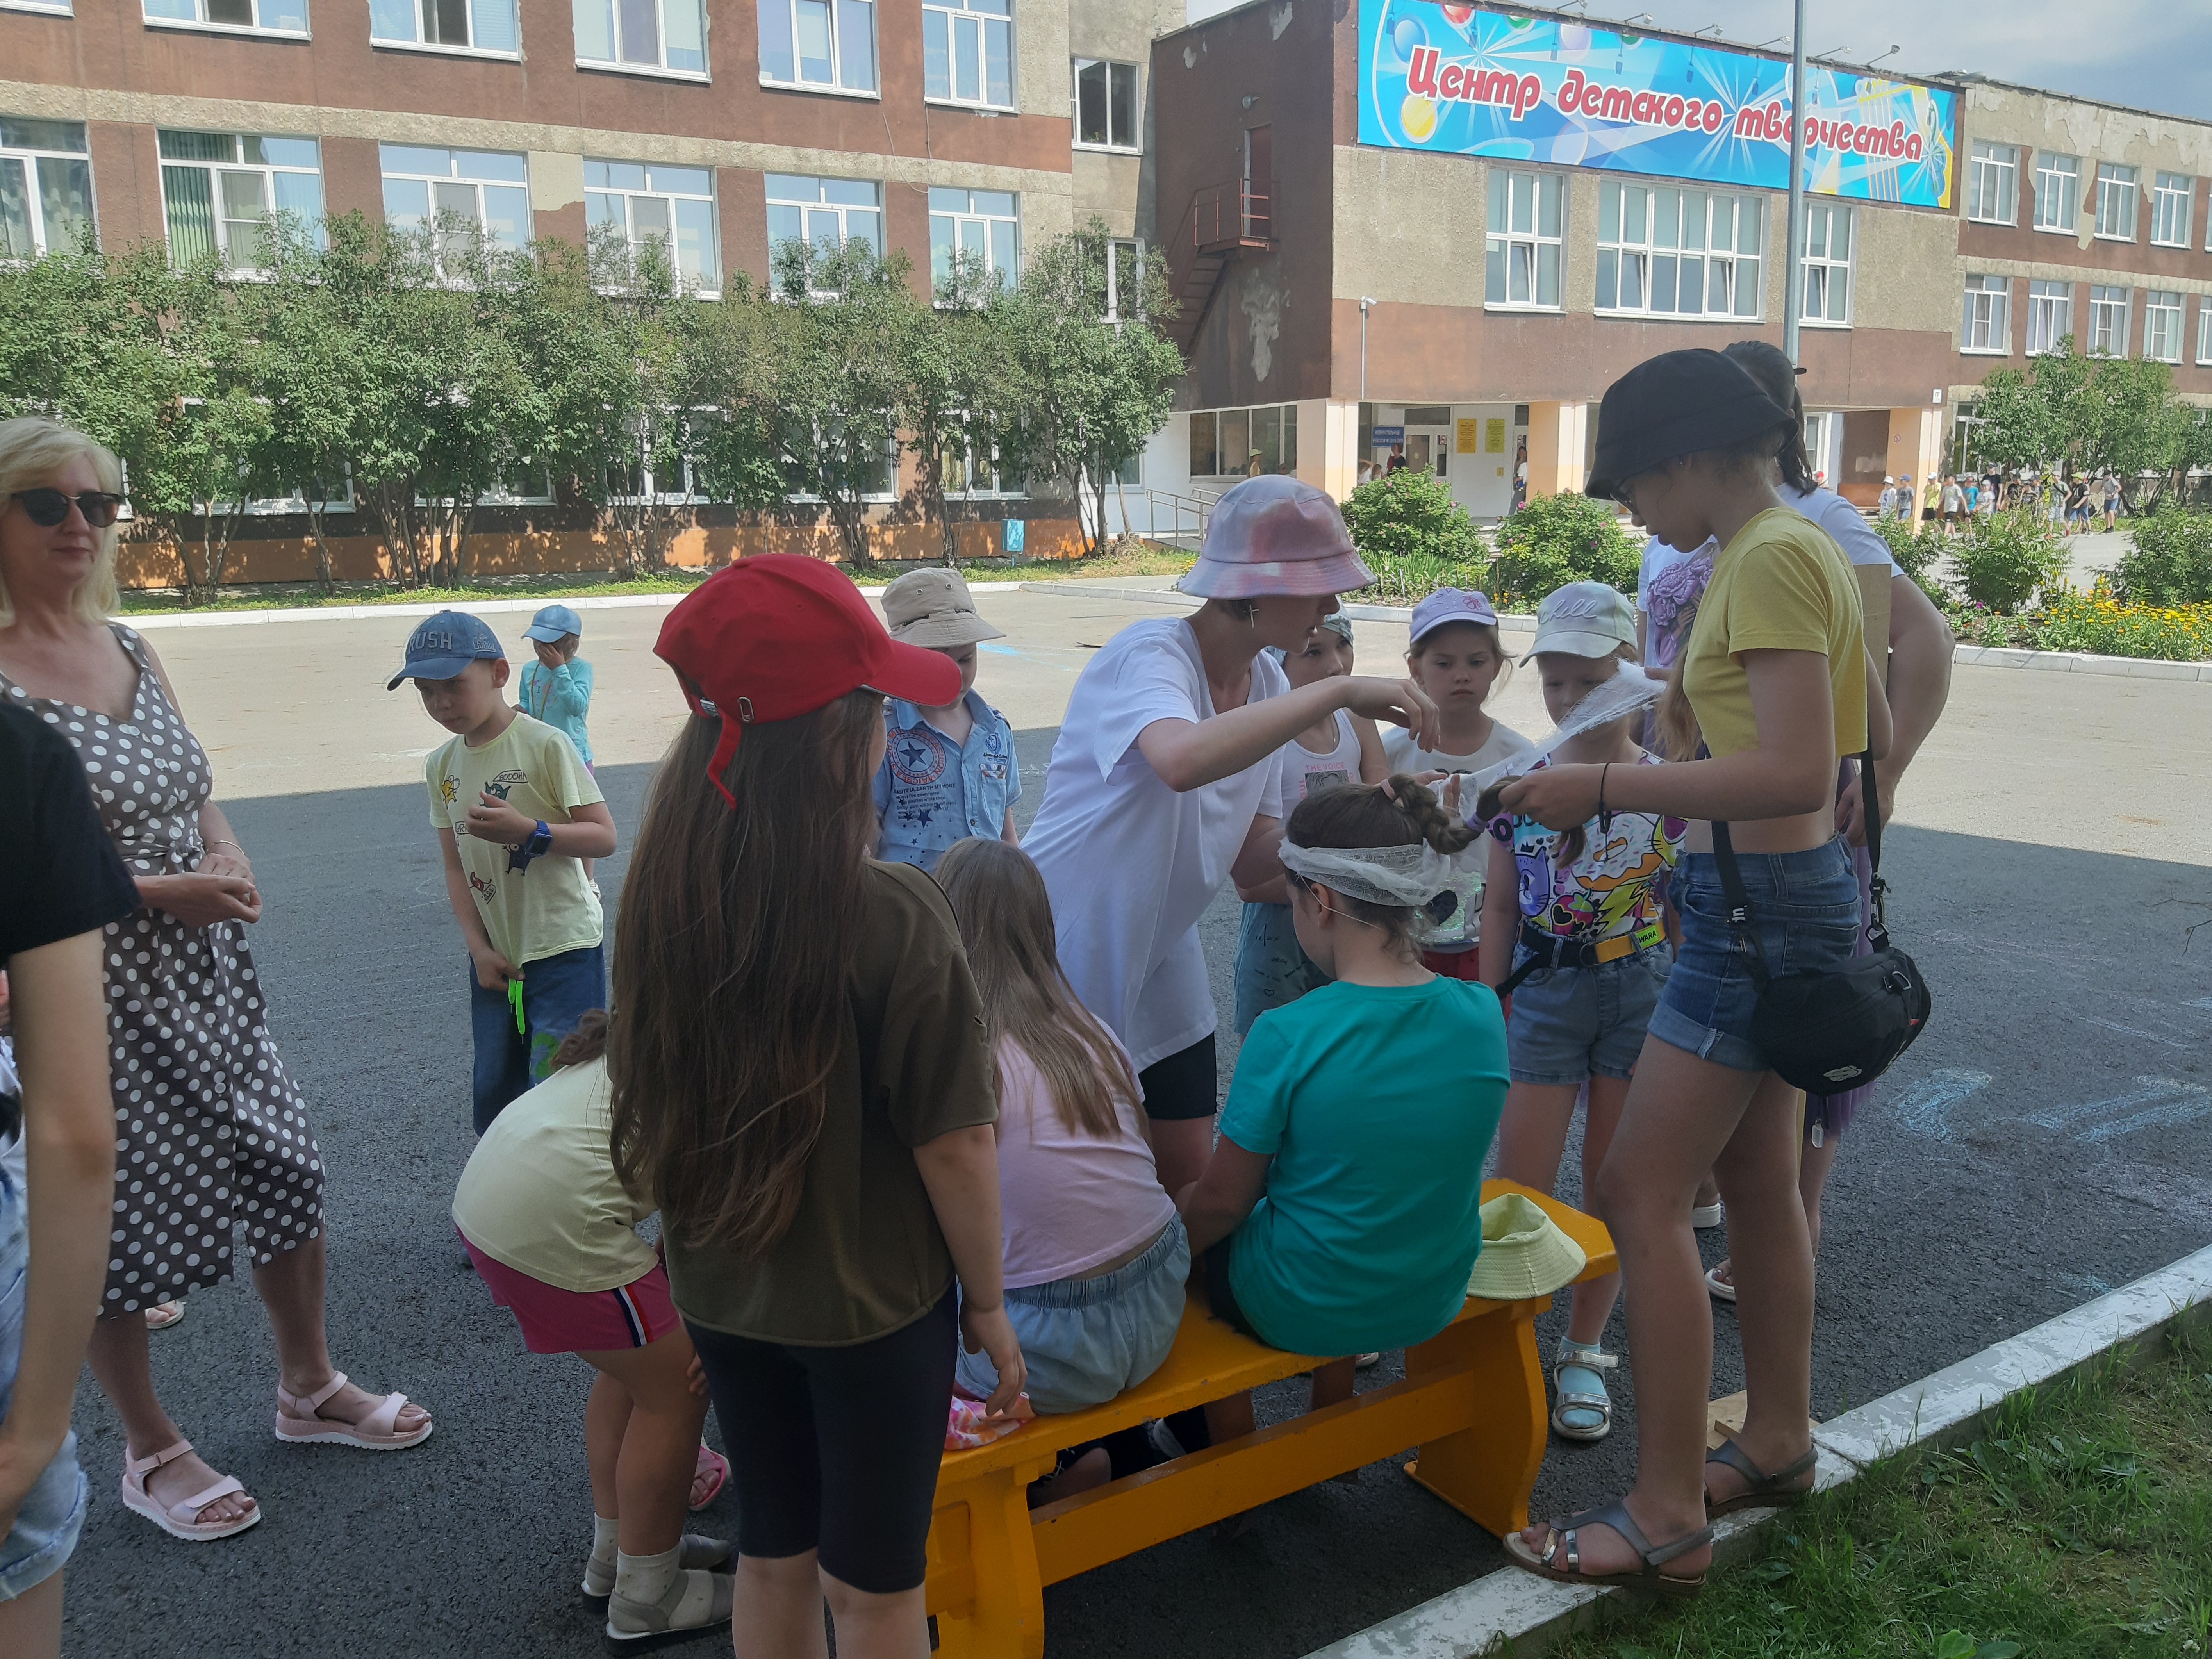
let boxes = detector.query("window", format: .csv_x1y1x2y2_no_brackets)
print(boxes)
143,0,307,34
1799,202,1853,325
1966,141,2017,224
574,0,703,73
2144,291,2183,363
1485,168,1562,310
158,131,322,271
586,160,717,290
2,0,72,12
2151,172,2193,247
2034,151,2079,232
2087,284,2130,357
0,118,94,258
1103,236,1139,320
1072,59,1138,150
2026,280,2072,355
1595,181,1762,319
942,421,1022,497
758,0,876,91
924,0,1012,109
369,0,516,52
928,187,1017,297
767,174,883,289
2200,298,2212,365
2094,164,2138,241
380,145,529,264
1962,275,2010,354
1187,405,1297,478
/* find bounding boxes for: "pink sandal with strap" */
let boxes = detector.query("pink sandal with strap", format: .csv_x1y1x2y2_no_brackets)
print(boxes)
274,1371,433,1450
120,1439,262,1541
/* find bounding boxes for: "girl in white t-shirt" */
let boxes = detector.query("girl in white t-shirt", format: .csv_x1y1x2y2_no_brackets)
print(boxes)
1230,613,1388,1033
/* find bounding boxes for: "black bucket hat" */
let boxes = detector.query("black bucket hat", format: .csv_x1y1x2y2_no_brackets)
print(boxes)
1586,348,1794,503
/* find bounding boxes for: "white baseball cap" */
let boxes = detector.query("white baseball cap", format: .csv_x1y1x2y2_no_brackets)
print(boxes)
1526,581,1637,661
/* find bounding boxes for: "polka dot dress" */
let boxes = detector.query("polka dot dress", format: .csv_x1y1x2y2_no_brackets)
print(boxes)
0,625,323,1312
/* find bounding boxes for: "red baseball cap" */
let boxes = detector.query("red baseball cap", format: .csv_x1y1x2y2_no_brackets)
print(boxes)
655,555,962,803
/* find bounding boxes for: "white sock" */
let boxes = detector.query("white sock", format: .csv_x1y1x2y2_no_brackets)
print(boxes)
592,1515,620,1570
614,1544,681,1607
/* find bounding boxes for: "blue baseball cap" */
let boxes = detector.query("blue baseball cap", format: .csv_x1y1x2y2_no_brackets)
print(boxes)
388,610,505,690
521,603,583,643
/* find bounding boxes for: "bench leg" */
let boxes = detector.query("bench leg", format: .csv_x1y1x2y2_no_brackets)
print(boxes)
1400,1300,1548,1539
929,1468,1046,1659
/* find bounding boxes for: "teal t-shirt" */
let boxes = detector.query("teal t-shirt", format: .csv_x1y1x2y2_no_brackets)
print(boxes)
1220,976,1508,1358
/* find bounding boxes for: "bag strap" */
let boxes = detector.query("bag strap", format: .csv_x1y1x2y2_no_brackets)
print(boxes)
1707,818,1772,989
1858,751,1892,951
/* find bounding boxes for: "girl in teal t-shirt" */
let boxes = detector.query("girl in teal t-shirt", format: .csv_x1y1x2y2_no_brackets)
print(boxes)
1178,774,1508,1442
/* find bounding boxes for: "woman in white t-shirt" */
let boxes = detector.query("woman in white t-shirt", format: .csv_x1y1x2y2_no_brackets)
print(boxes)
1022,476,1436,1207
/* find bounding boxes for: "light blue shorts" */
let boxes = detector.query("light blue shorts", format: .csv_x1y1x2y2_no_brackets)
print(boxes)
956,1217,1190,1414
0,1154,89,1601
1233,901,1329,1036
1507,943,1675,1086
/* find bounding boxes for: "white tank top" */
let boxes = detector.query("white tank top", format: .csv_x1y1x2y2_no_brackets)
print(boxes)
1284,709,1361,805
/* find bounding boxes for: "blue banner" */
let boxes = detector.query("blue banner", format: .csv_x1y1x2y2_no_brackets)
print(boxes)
1357,6,1957,208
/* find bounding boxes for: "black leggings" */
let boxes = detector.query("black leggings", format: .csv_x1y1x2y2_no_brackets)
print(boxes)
686,1293,957,1594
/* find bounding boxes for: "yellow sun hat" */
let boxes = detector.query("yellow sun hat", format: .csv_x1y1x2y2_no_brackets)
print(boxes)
1464,1192,1588,1302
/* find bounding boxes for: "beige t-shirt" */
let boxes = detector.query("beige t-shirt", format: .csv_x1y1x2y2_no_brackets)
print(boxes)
451,1057,657,1292
425,712,605,967
1379,721,1532,950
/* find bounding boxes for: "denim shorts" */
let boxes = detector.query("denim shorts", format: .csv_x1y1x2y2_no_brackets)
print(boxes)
1506,942,1675,1085
1233,901,1329,1036
0,1155,89,1601
1648,841,1863,1075
956,1217,1190,1414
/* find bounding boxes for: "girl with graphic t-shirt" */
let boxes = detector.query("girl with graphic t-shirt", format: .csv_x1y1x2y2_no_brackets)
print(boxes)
1475,584,1685,1446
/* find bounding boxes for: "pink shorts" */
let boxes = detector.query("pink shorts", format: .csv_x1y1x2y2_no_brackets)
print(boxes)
462,1235,680,1354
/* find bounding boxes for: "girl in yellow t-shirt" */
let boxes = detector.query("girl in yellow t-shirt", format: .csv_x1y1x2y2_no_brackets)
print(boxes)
1497,348,1890,1602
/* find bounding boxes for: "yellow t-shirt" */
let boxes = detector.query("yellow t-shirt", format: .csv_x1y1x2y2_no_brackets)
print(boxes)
425,711,605,967
1680,509,1867,761
451,1057,657,1292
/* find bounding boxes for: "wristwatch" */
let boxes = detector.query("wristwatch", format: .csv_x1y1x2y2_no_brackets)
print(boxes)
507,819,553,873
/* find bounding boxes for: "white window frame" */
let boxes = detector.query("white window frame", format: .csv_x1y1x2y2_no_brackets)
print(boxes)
1485,168,1563,312
2094,163,2139,242
757,0,877,95
1799,201,1853,328
941,416,1024,499
1071,58,1140,152
157,130,323,274
368,0,518,58
2199,298,2212,366
573,0,705,78
929,187,1019,300
0,119,95,259
2026,280,2072,356
0,0,75,14
1595,180,1762,321
1966,141,2017,225
1962,275,2010,355
141,0,309,37
783,419,898,503
766,173,885,293
586,159,719,293
379,145,531,269
2087,284,2130,357
1102,235,1140,321
2150,172,2193,248
923,0,1014,111
2034,151,2080,234
2143,291,2183,364
1186,405,1299,479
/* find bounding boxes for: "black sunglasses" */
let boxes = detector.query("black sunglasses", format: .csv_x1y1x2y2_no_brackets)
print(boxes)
13,488,125,528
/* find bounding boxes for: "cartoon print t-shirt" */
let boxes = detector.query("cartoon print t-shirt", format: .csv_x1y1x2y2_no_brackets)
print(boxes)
425,711,605,968
1479,752,1686,943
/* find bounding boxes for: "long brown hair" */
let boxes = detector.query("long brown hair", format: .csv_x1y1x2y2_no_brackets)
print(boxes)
935,837,1138,1140
607,692,883,1259
1285,776,1479,956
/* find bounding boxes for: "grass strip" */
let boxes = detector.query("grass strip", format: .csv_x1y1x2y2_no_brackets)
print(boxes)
1540,1326,2212,1659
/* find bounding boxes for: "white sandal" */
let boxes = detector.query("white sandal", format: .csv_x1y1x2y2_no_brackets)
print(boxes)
120,1439,262,1541
1550,1340,1618,1442
274,1371,433,1450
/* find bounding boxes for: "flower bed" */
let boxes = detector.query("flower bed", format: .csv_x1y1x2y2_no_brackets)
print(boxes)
1946,581,2212,662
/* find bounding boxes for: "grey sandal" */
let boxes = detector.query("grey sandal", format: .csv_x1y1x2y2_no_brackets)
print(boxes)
1704,1437,1818,1517
1549,1339,1617,1442
1502,1499,1712,1599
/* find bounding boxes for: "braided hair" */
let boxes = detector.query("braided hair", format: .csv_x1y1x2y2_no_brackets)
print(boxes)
1283,775,1478,956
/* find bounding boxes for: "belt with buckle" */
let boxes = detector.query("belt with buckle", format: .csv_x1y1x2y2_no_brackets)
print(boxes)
1498,921,1665,997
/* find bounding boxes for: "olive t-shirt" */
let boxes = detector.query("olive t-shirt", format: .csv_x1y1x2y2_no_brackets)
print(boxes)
664,860,999,1347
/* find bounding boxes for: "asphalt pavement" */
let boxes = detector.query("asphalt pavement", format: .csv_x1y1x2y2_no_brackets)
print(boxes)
55,585,2212,1659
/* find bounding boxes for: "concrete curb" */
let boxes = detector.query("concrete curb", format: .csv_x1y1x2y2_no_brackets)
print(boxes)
117,582,1028,630
1297,1241,2212,1659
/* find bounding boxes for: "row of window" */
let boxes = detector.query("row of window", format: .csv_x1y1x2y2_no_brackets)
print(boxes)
1966,141,2210,252
1963,274,2212,365
6,0,1146,136
1483,167,1853,326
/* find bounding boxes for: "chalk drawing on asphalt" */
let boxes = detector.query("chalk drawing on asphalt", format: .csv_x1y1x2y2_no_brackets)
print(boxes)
1891,1069,1991,1143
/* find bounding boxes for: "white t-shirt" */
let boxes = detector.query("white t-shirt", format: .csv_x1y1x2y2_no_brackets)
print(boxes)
1637,480,1899,615
1283,708,1361,805
1379,721,1532,950
1024,618,1290,1073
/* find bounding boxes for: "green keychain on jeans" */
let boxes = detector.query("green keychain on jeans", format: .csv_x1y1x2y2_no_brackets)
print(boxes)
509,974,525,1035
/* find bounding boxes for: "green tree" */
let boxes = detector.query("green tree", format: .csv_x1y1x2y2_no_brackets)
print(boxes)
255,222,361,591
1489,490,1641,605
680,275,797,517
1341,467,1486,564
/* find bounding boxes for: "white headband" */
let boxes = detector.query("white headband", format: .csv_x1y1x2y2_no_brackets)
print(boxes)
1278,837,1482,908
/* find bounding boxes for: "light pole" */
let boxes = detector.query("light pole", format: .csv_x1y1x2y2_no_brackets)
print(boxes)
1359,295,1376,403
1782,0,1807,366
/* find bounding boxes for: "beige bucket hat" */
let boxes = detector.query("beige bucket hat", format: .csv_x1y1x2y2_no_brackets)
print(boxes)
1464,1192,1588,1302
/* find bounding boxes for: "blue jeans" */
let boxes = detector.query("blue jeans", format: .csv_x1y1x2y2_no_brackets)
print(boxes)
469,942,607,1133
0,1155,88,1601
1506,942,1675,1085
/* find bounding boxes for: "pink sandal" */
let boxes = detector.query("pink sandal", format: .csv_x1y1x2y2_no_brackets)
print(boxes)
121,1439,262,1541
274,1371,433,1450
691,1444,729,1512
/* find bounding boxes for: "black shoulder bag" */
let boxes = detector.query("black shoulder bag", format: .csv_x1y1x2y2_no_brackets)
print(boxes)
1710,755,1932,1094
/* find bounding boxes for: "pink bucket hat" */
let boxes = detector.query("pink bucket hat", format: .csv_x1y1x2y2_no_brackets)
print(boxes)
1180,475,1375,601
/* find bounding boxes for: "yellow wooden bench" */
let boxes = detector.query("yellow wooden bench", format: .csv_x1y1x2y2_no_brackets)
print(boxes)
924,1179,1617,1658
